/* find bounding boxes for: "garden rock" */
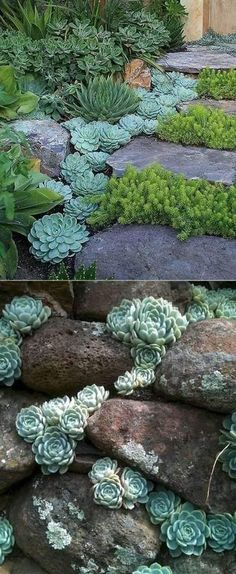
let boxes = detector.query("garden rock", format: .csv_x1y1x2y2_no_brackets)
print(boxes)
75,224,236,280
12,120,70,178
107,137,236,184
157,49,236,73
87,399,236,513
154,319,236,413
160,548,236,574
73,281,192,320
22,318,133,396
0,389,44,493
0,281,73,317
11,558,48,574
177,99,236,115
124,59,152,89
9,474,160,574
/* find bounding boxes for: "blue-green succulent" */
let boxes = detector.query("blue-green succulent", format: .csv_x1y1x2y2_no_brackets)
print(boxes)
120,467,153,510
146,489,181,525
32,426,76,475
133,564,172,574
131,297,188,347
207,513,236,552
0,338,21,387
160,502,210,557
60,153,91,185
93,475,124,509
220,447,236,479
119,115,145,137
59,403,88,440
71,171,109,196
89,458,119,484
39,180,72,202
99,123,131,153
0,519,14,565
42,397,71,426
16,405,46,443
63,197,98,221
215,298,236,319
77,384,109,413
186,301,213,323
142,119,157,135
63,117,87,133
114,367,155,395
71,124,100,153
3,296,51,335
137,98,161,120
131,343,165,369
106,298,139,344
0,318,22,346
28,213,90,263
85,151,109,172
135,367,156,388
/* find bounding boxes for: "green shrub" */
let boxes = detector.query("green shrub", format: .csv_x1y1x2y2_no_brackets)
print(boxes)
148,0,187,49
156,105,236,150
197,68,236,100
88,164,236,240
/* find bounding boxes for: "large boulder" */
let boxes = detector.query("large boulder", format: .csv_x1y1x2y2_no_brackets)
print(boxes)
9,474,160,574
87,399,236,513
154,319,236,413
22,318,132,396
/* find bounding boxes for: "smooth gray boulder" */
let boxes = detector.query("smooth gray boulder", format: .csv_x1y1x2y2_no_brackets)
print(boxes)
157,49,236,73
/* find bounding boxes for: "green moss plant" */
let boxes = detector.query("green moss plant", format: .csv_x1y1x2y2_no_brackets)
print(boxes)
197,68,236,100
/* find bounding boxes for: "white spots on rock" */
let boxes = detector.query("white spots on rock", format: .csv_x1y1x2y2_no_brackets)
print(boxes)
46,520,72,550
118,441,161,475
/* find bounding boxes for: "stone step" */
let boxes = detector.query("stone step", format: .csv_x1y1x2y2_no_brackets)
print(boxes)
107,136,236,185
177,98,236,115
157,48,236,73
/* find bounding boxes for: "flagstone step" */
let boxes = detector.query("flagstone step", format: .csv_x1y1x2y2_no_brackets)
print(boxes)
157,49,236,73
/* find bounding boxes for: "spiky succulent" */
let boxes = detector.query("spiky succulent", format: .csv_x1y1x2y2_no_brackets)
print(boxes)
71,171,108,196
0,519,14,565
120,468,153,510
3,296,51,335
131,343,165,369
186,301,213,323
160,503,210,557
60,153,91,185
85,151,109,172
77,384,109,413
207,513,236,552
59,403,88,440
0,318,22,346
16,405,46,443
63,197,98,221
28,213,89,264
0,338,21,386
71,76,140,124
42,397,71,426
93,475,124,509
89,458,119,485
119,114,145,137
106,298,139,344
32,426,76,475
133,564,172,574
131,297,188,347
146,489,181,525
39,180,72,202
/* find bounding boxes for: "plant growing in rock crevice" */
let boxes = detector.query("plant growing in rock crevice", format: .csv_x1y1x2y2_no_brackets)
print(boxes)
0,519,14,565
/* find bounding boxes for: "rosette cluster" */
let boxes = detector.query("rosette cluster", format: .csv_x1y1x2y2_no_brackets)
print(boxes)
187,285,236,321
0,519,14,565
219,411,236,479
114,367,156,396
16,384,109,475
89,457,153,510
133,565,172,574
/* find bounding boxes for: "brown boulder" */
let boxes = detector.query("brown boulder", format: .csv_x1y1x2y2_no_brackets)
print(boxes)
0,281,73,317
124,59,152,89
154,319,236,413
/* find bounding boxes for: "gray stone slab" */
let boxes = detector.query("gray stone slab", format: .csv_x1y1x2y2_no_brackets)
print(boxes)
107,137,236,185
157,49,236,73
75,224,236,280
177,99,236,115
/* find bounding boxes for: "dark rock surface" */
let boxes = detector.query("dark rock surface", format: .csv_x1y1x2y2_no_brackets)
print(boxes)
157,49,236,73
107,137,236,184
87,399,236,513
0,281,73,316
11,558,48,574
22,317,132,396
154,319,236,413
75,224,236,280
160,547,236,574
177,98,236,115
9,474,160,574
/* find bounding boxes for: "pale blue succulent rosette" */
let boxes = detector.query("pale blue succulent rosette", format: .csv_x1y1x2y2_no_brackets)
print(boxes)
131,297,188,347
207,513,236,552
220,447,236,479
114,369,139,396
133,564,173,574
0,519,15,565
59,403,89,440
32,426,77,475
215,298,236,319
0,338,22,387
106,298,140,344
146,489,181,525
71,171,108,196
16,405,46,443
42,396,71,426
120,468,153,510
61,153,91,185
89,458,119,485
186,301,213,323
160,502,210,557
131,343,166,369
93,475,124,510
2,296,51,335
77,384,109,413
0,318,22,346
39,179,72,202
63,197,98,222
219,411,236,478
85,151,109,172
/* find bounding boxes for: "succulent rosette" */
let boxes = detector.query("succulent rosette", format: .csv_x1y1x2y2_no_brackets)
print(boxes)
131,343,165,369
16,405,46,443
93,475,124,509
63,197,98,221
59,403,88,440
120,468,153,510
207,513,236,552
0,519,15,565
131,297,188,348
160,502,210,557
89,458,119,484
32,426,76,475
0,318,22,346
219,447,236,479
114,369,139,396
146,489,181,525
106,298,140,344
42,397,71,425
186,301,213,323
215,298,236,319
77,384,109,413
3,296,51,335
135,367,156,388
0,338,22,387
133,564,172,574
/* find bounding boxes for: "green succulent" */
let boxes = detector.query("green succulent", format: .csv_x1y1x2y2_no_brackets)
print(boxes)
98,123,131,153
119,115,145,137
28,213,90,264
42,397,71,426
215,299,236,319
93,475,124,509
77,384,109,413
3,295,51,335
131,343,166,369
0,519,14,565
59,403,89,440
63,117,87,133
60,153,91,185
71,124,100,154
120,468,153,510
160,502,210,557
39,180,72,202
135,367,156,388
146,489,181,525
0,337,21,386
16,405,46,443
207,513,236,552
106,298,139,344
71,171,109,196
0,318,22,346
219,447,236,479
89,458,119,484
85,151,109,172
133,564,172,574
186,301,213,323
142,119,158,135
114,369,139,396
63,197,98,222
32,426,76,475
137,98,161,120
131,297,188,347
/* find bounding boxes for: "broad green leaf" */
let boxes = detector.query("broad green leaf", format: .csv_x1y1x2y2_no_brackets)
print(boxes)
15,91,39,114
0,65,17,94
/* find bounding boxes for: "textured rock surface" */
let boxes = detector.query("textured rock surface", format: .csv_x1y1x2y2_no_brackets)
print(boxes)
124,59,152,89
12,120,70,178
75,224,236,280
11,558,48,574
177,98,236,115
160,548,236,574
22,318,132,395
9,474,160,574
107,137,236,184
154,319,236,413
0,281,73,316
87,399,236,513
157,49,236,72
73,281,192,320
0,389,44,493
